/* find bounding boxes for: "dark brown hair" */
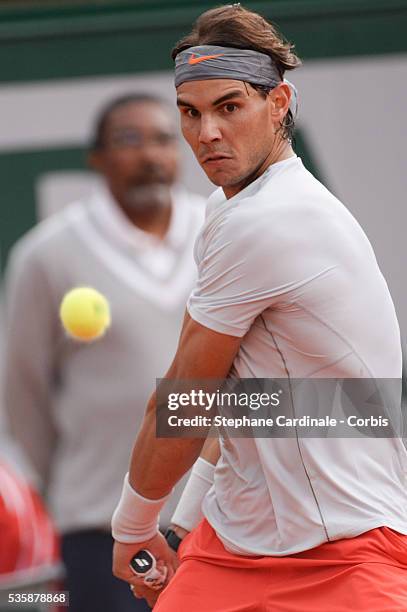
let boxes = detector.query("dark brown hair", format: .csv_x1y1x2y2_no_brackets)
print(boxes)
172,4,301,140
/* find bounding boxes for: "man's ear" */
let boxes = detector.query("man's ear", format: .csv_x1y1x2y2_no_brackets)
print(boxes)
269,82,291,123
87,150,103,173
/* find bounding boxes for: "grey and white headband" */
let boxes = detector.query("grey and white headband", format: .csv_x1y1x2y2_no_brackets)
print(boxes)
174,45,298,117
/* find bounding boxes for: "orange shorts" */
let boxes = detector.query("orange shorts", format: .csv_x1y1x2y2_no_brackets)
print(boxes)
155,519,407,612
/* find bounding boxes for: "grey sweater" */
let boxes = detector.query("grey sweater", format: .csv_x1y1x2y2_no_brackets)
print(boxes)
3,185,205,533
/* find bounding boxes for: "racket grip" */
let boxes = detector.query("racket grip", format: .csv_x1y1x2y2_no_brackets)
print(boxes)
129,549,167,590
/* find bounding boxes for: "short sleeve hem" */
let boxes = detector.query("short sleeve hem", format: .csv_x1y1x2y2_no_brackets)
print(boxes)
187,303,246,338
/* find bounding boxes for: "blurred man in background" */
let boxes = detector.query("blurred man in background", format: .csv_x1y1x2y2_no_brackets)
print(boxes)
2,92,205,612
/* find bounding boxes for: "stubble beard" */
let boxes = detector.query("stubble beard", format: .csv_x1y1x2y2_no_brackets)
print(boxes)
210,147,272,193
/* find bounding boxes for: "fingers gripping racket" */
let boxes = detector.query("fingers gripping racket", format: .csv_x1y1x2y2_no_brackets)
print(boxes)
129,550,167,590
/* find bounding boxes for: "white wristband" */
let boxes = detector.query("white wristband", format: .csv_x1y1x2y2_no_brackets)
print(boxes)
111,473,171,544
171,457,215,532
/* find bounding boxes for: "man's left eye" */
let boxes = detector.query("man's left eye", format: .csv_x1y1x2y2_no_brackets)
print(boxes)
224,104,237,113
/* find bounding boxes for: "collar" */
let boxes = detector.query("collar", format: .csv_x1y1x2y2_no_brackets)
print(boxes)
90,181,190,252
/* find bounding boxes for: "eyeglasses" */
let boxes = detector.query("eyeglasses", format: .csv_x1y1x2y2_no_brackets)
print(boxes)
103,129,177,149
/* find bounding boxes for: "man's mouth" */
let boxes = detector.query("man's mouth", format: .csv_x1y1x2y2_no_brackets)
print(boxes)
124,183,171,211
130,174,168,187
201,153,232,164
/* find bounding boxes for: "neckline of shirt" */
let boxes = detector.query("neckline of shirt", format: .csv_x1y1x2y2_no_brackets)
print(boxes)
90,182,190,253
208,155,301,209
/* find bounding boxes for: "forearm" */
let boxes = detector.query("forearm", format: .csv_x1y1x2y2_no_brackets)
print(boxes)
112,314,240,544
112,391,206,544
128,391,205,499
169,435,220,536
200,436,221,466
128,313,228,498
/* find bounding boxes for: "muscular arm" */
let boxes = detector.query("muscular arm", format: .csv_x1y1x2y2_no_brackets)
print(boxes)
169,435,220,540
128,312,240,498
200,436,221,465
112,313,240,600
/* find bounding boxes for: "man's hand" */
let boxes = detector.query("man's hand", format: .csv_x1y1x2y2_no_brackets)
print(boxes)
112,532,179,607
130,580,165,609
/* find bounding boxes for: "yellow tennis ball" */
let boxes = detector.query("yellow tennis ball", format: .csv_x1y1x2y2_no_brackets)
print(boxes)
59,287,111,341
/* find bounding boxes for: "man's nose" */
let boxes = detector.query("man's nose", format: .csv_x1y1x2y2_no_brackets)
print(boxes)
138,139,162,158
198,115,222,144
136,142,169,170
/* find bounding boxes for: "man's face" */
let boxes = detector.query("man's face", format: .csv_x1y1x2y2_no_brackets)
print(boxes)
176,79,284,198
90,101,179,212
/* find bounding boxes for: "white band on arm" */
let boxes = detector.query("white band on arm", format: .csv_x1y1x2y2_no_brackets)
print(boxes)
171,457,215,532
111,473,171,544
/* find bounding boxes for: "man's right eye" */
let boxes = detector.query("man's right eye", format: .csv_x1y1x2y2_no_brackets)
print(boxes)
186,108,200,118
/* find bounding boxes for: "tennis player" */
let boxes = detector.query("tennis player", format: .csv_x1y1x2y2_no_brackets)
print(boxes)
112,5,407,610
